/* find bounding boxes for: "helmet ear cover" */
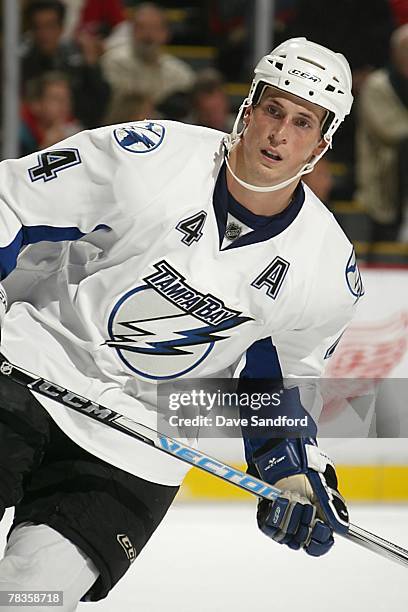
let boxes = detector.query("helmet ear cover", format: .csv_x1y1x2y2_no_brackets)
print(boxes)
252,81,270,106
321,110,335,139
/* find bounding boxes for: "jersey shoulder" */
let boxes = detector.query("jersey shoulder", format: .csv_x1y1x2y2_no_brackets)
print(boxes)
302,182,353,256
102,119,225,157
155,120,227,160
99,120,225,185
301,183,364,310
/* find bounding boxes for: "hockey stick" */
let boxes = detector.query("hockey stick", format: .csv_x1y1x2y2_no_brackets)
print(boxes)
0,358,407,568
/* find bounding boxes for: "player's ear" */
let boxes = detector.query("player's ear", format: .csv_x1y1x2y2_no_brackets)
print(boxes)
312,138,327,158
243,106,253,126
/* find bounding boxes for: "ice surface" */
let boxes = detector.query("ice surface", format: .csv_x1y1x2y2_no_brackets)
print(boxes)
1,503,407,611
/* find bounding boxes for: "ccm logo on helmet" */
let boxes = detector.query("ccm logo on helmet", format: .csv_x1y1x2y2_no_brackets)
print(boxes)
288,69,321,83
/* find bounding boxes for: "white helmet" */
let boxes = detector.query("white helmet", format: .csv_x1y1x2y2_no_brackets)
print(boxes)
225,37,353,193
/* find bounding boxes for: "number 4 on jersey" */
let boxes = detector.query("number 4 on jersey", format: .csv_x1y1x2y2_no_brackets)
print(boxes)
176,211,207,246
29,148,82,183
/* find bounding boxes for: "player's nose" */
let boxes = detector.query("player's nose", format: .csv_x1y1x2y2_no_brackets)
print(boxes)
270,116,290,145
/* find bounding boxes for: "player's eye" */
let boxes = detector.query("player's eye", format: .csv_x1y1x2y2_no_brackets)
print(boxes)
295,117,312,129
266,105,282,118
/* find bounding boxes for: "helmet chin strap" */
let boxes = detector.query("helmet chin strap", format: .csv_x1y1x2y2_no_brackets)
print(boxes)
223,135,331,194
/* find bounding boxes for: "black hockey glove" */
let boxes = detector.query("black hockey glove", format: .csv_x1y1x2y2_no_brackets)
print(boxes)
252,437,349,556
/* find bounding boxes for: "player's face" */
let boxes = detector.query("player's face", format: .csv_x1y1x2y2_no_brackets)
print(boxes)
237,87,327,187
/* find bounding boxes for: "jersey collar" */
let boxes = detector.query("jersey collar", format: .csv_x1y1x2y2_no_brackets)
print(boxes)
212,162,305,250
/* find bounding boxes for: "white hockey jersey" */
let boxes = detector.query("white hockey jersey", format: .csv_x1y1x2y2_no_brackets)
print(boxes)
0,121,363,485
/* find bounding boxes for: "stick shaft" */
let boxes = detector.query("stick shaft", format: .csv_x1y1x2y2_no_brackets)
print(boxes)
0,358,407,568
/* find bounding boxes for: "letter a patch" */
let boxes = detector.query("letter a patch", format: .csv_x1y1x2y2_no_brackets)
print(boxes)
251,256,290,299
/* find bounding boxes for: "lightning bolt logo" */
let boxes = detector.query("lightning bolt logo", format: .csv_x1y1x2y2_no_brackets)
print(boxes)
346,248,364,301
120,128,155,149
105,315,251,356
107,278,253,379
114,122,165,154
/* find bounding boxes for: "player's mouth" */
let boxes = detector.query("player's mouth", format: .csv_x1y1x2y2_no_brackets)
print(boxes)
261,148,282,163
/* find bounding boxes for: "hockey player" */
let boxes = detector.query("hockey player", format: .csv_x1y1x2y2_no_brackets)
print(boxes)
0,38,362,610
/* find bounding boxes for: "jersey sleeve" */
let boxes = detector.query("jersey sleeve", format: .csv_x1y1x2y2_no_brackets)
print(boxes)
239,237,364,462
0,126,120,280
241,242,362,376
239,306,355,458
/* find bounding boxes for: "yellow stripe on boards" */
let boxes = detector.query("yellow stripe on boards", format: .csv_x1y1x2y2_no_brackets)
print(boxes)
179,465,408,502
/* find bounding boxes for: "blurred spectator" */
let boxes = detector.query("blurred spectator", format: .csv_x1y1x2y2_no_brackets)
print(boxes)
101,2,195,105
303,159,334,204
187,68,234,132
60,0,128,49
389,0,408,26
287,0,394,80
60,0,84,40
20,71,82,156
21,0,111,128
286,0,395,198
274,0,300,45
78,0,126,36
356,24,408,242
208,0,249,81
156,91,191,121
104,90,156,124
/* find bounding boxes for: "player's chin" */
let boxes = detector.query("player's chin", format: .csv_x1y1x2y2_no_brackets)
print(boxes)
257,164,288,185
250,170,278,188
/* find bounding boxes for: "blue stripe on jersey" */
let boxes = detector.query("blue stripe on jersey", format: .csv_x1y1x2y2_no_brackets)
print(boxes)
239,337,282,462
240,336,282,379
0,223,110,279
239,338,316,463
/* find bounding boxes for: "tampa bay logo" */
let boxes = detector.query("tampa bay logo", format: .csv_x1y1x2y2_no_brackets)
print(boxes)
345,248,364,302
105,260,252,380
113,121,165,154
